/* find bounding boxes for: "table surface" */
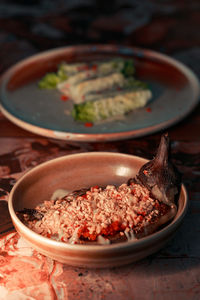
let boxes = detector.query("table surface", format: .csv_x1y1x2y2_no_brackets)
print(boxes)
0,1,200,299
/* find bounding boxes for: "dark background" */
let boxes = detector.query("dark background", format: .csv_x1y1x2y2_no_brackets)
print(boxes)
0,0,200,79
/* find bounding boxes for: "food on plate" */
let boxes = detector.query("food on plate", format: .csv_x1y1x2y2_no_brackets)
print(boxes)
38,68,67,89
38,58,152,123
18,133,180,245
72,89,152,122
39,58,135,90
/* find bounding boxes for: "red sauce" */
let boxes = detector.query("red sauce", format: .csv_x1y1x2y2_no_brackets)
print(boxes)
146,107,152,112
60,95,69,101
84,122,93,127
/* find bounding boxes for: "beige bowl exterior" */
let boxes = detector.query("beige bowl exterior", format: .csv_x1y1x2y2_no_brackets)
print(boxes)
8,152,188,268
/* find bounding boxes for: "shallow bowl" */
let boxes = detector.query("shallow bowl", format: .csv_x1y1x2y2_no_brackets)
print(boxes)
8,152,188,268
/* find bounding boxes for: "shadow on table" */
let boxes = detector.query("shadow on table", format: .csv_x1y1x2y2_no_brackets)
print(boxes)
0,200,14,237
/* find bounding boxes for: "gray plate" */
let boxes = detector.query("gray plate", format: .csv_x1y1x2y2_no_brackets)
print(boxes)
0,45,199,141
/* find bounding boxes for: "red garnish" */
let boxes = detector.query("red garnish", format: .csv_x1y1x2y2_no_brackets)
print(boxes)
112,221,121,231
79,225,97,241
91,185,99,192
92,64,97,71
115,193,122,200
93,185,99,189
101,221,121,236
60,95,69,101
138,211,147,216
146,107,152,112
139,215,143,221
89,234,98,241
143,170,148,175
84,122,93,127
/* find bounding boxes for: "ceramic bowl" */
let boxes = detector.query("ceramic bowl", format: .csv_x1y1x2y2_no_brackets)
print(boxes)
8,152,188,268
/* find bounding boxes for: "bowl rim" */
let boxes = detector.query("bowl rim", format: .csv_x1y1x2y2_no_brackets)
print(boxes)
8,151,188,253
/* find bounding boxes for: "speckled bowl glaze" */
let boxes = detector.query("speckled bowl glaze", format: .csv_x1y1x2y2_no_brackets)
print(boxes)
8,152,188,268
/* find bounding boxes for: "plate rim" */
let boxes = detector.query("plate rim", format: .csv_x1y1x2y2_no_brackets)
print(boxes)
1,44,200,142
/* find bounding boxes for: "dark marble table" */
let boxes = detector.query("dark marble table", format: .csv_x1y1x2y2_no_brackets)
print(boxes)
0,1,200,299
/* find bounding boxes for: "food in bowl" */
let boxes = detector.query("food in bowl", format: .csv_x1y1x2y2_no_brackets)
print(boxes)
38,58,152,123
18,133,181,245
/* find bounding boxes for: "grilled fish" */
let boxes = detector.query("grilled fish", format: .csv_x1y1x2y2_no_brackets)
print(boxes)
129,133,181,206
